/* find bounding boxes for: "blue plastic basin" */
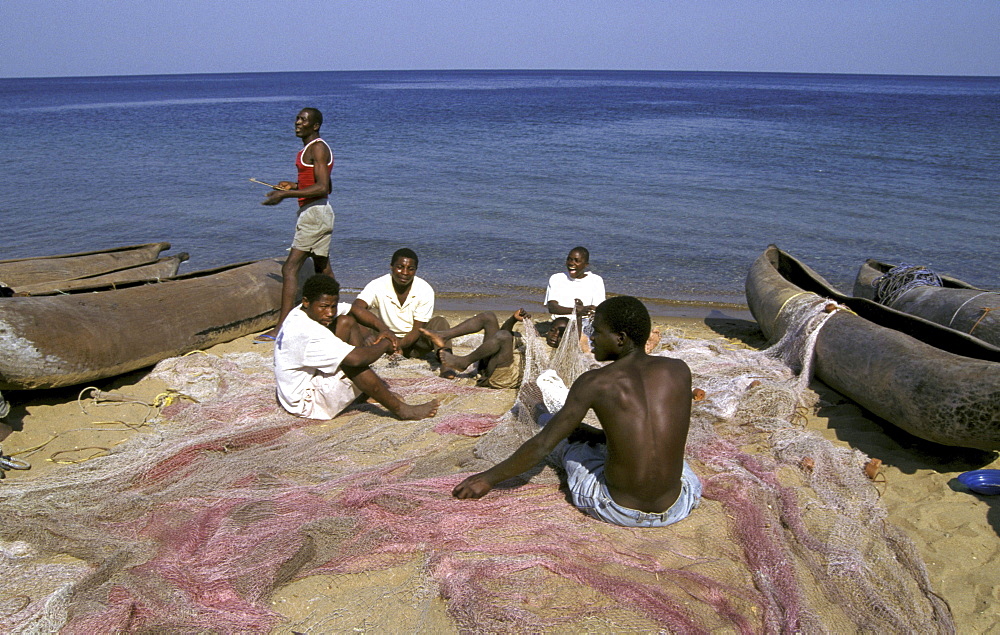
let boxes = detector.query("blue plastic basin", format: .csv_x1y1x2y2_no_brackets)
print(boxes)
957,469,1000,496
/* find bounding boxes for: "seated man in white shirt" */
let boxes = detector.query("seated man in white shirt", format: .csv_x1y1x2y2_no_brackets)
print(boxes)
544,246,606,324
275,274,439,421
353,248,451,366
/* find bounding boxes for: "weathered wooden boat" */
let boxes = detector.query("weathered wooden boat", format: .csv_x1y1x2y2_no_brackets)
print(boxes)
0,243,171,289
854,258,998,348
746,245,1000,450
10,253,190,296
0,259,286,390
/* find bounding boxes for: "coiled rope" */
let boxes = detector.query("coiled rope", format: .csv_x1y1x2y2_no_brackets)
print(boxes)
871,264,942,307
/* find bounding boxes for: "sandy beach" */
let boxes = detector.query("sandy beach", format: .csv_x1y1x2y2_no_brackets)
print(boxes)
1,309,997,632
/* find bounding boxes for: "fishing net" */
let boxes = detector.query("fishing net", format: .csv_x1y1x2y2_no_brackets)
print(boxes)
0,303,952,633
871,264,943,306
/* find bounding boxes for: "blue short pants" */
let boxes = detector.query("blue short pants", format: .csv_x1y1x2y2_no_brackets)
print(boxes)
552,440,701,528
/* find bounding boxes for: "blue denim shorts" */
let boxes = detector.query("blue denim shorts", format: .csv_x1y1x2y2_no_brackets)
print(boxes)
553,440,701,528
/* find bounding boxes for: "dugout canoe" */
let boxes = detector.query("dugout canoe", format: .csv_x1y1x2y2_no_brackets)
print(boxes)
0,242,171,289
10,253,190,296
854,259,999,347
0,259,285,390
746,245,1000,450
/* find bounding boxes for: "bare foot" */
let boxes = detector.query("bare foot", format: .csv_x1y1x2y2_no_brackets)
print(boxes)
396,399,439,420
645,327,662,354
418,327,448,350
437,349,467,374
417,327,459,377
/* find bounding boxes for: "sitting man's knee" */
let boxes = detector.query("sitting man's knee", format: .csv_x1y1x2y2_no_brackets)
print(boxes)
426,316,450,331
333,314,359,340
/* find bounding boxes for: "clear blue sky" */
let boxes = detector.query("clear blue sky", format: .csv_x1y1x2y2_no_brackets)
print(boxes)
3,1,998,78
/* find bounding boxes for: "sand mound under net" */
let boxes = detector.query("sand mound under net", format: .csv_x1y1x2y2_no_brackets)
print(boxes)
0,302,953,633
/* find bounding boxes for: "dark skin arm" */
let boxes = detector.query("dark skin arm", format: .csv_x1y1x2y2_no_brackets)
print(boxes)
351,298,416,351
546,299,573,315
348,303,399,353
341,336,395,369
399,319,426,352
453,371,598,499
261,141,332,206
546,298,596,319
501,308,529,332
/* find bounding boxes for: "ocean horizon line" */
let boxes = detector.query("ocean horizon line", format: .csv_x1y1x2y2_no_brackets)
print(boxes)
4,68,999,82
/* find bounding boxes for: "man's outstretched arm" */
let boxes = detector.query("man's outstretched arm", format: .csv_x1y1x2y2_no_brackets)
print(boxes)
341,337,395,370
453,372,596,499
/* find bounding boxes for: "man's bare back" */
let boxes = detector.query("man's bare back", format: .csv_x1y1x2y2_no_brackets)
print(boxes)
576,353,691,512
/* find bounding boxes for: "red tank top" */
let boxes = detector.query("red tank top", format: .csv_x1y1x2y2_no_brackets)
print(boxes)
296,138,334,207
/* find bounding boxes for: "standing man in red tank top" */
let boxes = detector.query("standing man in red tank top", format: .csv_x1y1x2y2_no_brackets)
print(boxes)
257,107,335,341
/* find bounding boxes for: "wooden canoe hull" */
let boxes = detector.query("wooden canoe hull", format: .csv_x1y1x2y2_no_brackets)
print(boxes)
747,246,1000,450
0,259,284,390
0,243,171,288
854,259,998,347
11,254,190,296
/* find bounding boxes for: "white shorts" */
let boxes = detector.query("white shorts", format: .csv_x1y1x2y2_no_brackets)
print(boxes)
292,201,334,257
300,371,362,420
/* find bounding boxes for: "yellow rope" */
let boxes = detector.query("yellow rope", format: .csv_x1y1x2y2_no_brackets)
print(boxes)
969,307,994,336
833,303,858,317
155,389,199,407
8,435,57,458
17,387,196,466
773,292,817,332
48,447,111,464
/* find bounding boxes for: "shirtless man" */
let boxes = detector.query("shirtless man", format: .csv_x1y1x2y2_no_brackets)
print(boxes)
453,296,700,527
353,248,449,361
275,274,438,421
257,107,335,341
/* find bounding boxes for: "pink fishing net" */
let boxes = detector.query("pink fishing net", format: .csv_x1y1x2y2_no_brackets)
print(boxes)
0,303,953,632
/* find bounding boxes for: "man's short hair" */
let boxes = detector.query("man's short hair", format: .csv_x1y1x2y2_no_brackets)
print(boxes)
302,107,323,127
570,246,590,263
302,274,340,301
391,248,419,267
595,296,650,346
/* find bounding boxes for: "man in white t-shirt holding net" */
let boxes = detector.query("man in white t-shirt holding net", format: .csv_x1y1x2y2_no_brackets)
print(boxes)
545,246,605,341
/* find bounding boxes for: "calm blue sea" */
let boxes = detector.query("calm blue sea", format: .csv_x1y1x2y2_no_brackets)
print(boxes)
1,70,997,314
